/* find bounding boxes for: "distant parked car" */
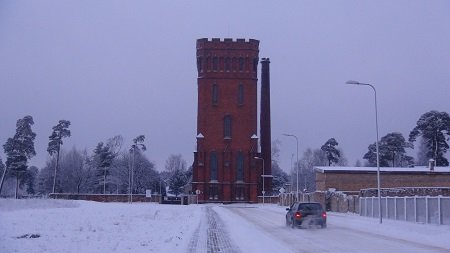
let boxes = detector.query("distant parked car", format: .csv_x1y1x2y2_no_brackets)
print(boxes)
285,202,327,228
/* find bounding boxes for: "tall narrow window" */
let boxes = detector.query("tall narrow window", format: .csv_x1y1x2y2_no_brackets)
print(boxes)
238,83,244,105
197,57,202,73
225,57,230,71
212,84,218,105
210,152,218,181
239,57,244,71
224,115,232,138
253,58,258,72
236,151,244,181
213,57,218,71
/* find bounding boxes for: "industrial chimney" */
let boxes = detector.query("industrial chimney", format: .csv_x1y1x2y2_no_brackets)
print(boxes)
429,159,435,171
260,58,272,191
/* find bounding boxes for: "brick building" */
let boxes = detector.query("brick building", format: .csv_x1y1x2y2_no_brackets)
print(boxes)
315,166,450,193
192,38,272,203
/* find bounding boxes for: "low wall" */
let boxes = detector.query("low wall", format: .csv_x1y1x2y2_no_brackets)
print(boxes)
49,193,160,203
360,187,450,197
279,191,359,213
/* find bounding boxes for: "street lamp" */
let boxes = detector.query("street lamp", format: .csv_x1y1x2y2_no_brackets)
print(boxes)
283,133,302,195
346,80,382,224
254,157,266,204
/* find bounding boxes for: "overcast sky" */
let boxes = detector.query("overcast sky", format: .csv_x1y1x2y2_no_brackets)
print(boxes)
1,1,449,172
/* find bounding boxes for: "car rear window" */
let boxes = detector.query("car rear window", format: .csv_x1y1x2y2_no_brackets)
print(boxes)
298,203,323,211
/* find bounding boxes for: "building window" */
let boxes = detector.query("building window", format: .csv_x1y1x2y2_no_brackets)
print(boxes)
253,58,258,72
236,151,244,181
210,152,218,181
225,57,230,71
197,57,202,73
239,57,244,71
224,115,232,138
206,57,210,71
213,57,218,71
238,83,244,105
212,84,218,105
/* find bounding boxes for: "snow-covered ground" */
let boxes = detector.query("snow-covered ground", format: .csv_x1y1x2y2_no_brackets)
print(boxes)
1,199,449,253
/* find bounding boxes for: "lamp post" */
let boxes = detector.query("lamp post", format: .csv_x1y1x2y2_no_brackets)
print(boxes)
346,80,382,224
283,134,301,195
254,157,265,204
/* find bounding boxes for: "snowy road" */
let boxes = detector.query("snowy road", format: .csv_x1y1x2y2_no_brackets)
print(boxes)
215,205,450,253
1,200,449,253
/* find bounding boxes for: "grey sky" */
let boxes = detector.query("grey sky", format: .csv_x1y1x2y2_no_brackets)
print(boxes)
1,1,449,172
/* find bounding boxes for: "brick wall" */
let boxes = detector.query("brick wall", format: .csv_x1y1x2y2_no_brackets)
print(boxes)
316,171,450,192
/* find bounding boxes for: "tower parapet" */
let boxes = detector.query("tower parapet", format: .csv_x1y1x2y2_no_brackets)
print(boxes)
196,38,259,79
197,38,259,50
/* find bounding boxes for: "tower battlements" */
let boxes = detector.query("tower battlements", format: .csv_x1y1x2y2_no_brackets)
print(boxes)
196,38,259,77
197,38,259,51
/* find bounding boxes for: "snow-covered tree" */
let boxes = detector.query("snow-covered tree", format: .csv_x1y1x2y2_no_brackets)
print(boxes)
0,157,5,192
1,116,36,198
409,110,450,166
61,148,92,193
272,162,289,193
129,135,146,195
93,135,122,194
415,138,429,166
47,120,71,193
164,154,188,196
22,166,38,195
271,139,290,193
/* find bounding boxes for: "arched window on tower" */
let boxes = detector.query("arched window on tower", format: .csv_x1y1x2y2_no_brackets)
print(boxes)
238,83,244,105
239,57,244,71
224,115,232,139
225,57,230,71
253,57,258,72
212,83,218,105
197,57,202,73
213,57,218,71
236,151,244,182
210,152,218,181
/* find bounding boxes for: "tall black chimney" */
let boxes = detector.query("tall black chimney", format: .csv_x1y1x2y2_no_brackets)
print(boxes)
260,58,272,191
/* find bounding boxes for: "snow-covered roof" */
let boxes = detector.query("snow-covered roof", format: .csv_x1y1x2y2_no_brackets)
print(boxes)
315,166,450,173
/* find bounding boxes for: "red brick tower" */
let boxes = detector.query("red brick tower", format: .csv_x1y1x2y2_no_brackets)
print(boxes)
192,38,261,203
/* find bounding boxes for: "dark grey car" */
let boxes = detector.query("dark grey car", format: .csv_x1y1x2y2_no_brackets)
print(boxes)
285,202,327,228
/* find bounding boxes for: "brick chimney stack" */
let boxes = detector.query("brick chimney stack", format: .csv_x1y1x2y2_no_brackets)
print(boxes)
260,58,272,191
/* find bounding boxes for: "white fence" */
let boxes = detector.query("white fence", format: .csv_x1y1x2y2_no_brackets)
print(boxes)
359,196,450,225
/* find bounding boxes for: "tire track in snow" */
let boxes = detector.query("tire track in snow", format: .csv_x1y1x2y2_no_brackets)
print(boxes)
188,206,241,253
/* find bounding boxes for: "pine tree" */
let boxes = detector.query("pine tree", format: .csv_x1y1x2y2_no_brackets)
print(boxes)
93,142,116,194
363,132,413,167
129,135,145,199
1,116,36,198
321,138,340,166
47,120,71,193
409,110,450,166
